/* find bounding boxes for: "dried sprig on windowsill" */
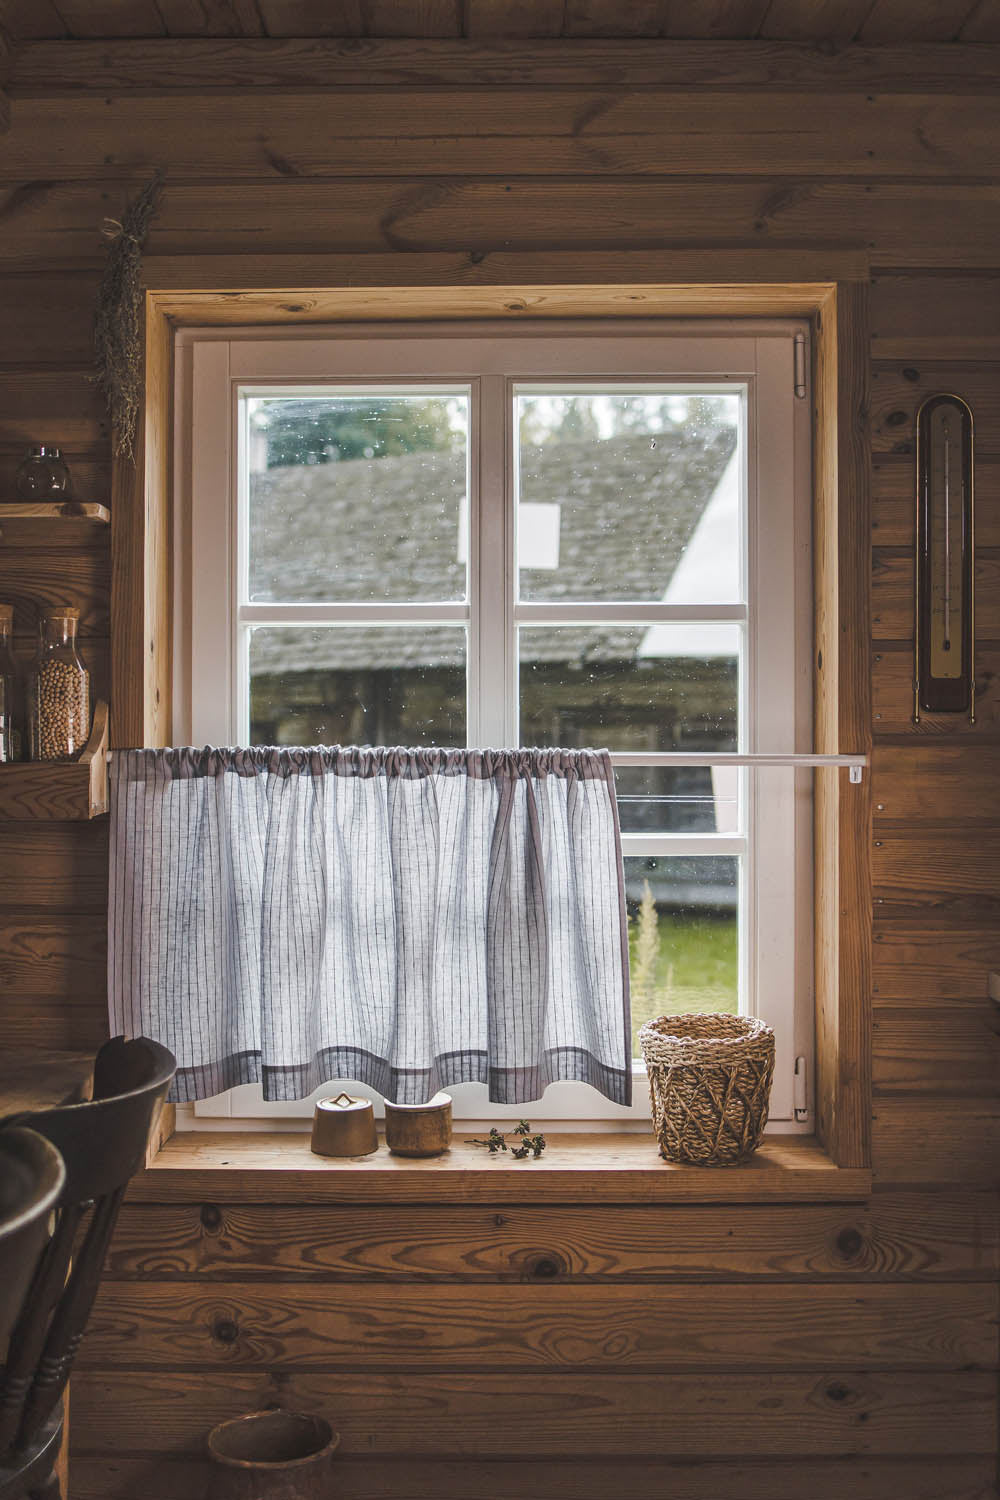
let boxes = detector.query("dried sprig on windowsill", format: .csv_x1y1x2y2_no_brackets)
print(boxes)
468,1120,547,1160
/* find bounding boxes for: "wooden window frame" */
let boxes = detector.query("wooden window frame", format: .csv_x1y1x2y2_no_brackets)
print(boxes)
113,264,871,1182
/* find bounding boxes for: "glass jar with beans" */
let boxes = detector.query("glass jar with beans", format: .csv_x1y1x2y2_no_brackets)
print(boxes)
28,609,91,761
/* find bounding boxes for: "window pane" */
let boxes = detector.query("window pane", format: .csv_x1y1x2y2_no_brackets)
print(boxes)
519,623,740,832
249,626,466,746
626,855,739,1059
516,389,742,603
245,393,469,603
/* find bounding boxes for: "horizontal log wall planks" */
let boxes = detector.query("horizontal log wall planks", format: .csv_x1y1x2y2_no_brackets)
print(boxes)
0,32,997,1499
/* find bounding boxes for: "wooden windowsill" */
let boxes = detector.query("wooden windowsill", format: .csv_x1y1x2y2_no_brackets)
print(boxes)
131,1130,871,1204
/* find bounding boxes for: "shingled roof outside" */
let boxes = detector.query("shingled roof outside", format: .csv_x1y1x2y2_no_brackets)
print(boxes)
248,425,738,674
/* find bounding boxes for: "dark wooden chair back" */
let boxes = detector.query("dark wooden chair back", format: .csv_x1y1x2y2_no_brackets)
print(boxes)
0,1129,65,1356
0,1036,175,1459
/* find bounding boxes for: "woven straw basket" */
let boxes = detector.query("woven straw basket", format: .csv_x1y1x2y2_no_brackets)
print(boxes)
639,1013,775,1166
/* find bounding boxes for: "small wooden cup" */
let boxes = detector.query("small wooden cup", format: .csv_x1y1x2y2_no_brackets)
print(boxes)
206,1409,339,1500
310,1092,378,1157
384,1091,453,1157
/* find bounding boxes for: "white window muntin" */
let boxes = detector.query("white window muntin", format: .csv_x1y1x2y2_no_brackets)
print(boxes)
176,321,812,1128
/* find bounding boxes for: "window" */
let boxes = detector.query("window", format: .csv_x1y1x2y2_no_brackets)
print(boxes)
175,321,813,1127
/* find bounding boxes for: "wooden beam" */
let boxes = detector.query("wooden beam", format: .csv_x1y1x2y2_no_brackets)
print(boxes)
0,22,12,133
9,37,1000,94
110,293,171,749
5,90,1000,183
813,282,873,1171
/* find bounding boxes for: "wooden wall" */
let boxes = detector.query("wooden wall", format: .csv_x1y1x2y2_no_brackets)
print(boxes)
0,38,997,1499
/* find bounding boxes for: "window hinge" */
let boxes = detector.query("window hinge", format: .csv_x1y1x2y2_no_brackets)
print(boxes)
793,1055,810,1122
793,332,808,400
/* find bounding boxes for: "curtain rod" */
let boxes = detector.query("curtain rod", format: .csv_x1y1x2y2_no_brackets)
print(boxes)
609,752,867,783
106,750,868,782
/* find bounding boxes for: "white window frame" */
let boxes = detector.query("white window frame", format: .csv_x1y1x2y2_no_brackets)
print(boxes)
173,319,813,1132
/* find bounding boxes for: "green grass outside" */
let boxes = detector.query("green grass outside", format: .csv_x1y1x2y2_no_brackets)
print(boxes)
628,912,738,1058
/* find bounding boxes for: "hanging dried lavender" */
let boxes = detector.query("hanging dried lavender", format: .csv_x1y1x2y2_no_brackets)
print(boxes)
93,169,165,463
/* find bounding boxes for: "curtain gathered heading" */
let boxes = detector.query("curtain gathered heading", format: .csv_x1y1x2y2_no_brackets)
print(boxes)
108,746,632,1106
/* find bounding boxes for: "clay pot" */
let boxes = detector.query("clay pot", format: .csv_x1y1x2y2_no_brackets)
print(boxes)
206,1409,339,1500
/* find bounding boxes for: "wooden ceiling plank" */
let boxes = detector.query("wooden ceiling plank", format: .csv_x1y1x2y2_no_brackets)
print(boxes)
563,1,669,36
153,0,266,36
254,0,362,35
858,0,982,42
361,0,462,35
464,0,566,38
6,90,1000,182
759,0,875,44
50,0,167,37
0,179,993,273
959,0,1000,39
3,0,68,38
0,21,9,132
661,1,771,39
11,37,1000,93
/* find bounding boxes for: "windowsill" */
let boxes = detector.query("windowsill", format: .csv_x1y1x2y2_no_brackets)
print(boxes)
132,1129,871,1204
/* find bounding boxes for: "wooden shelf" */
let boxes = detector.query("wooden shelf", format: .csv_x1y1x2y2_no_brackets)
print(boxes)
0,700,109,819
0,503,110,548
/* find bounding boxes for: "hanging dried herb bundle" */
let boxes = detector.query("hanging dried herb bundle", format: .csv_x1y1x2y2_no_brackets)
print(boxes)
93,170,164,462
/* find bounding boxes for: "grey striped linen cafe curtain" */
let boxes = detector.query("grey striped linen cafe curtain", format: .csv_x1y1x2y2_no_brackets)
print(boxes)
108,746,632,1106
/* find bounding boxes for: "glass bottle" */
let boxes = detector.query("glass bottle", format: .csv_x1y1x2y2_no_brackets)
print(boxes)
14,445,72,501
0,604,20,763
28,609,91,761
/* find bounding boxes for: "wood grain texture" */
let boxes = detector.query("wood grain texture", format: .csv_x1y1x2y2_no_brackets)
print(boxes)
130,1132,872,1205
872,830,1000,921
103,1192,1000,1282
758,0,874,44
67,1368,999,1457
813,280,872,1171
872,1099,1000,1186
0,913,106,995
873,1005,1000,1095
873,923,1000,1000
871,361,1000,455
0,368,107,448
149,267,861,312
80,1280,998,1371
871,744,1000,821
871,274,1000,359
12,38,1000,93
0,548,109,635
0,822,108,907
66,1454,1000,1500
0,272,100,362
858,0,981,44
3,182,1000,271
0,990,109,1050
5,91,1000,181
110,294,171,748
